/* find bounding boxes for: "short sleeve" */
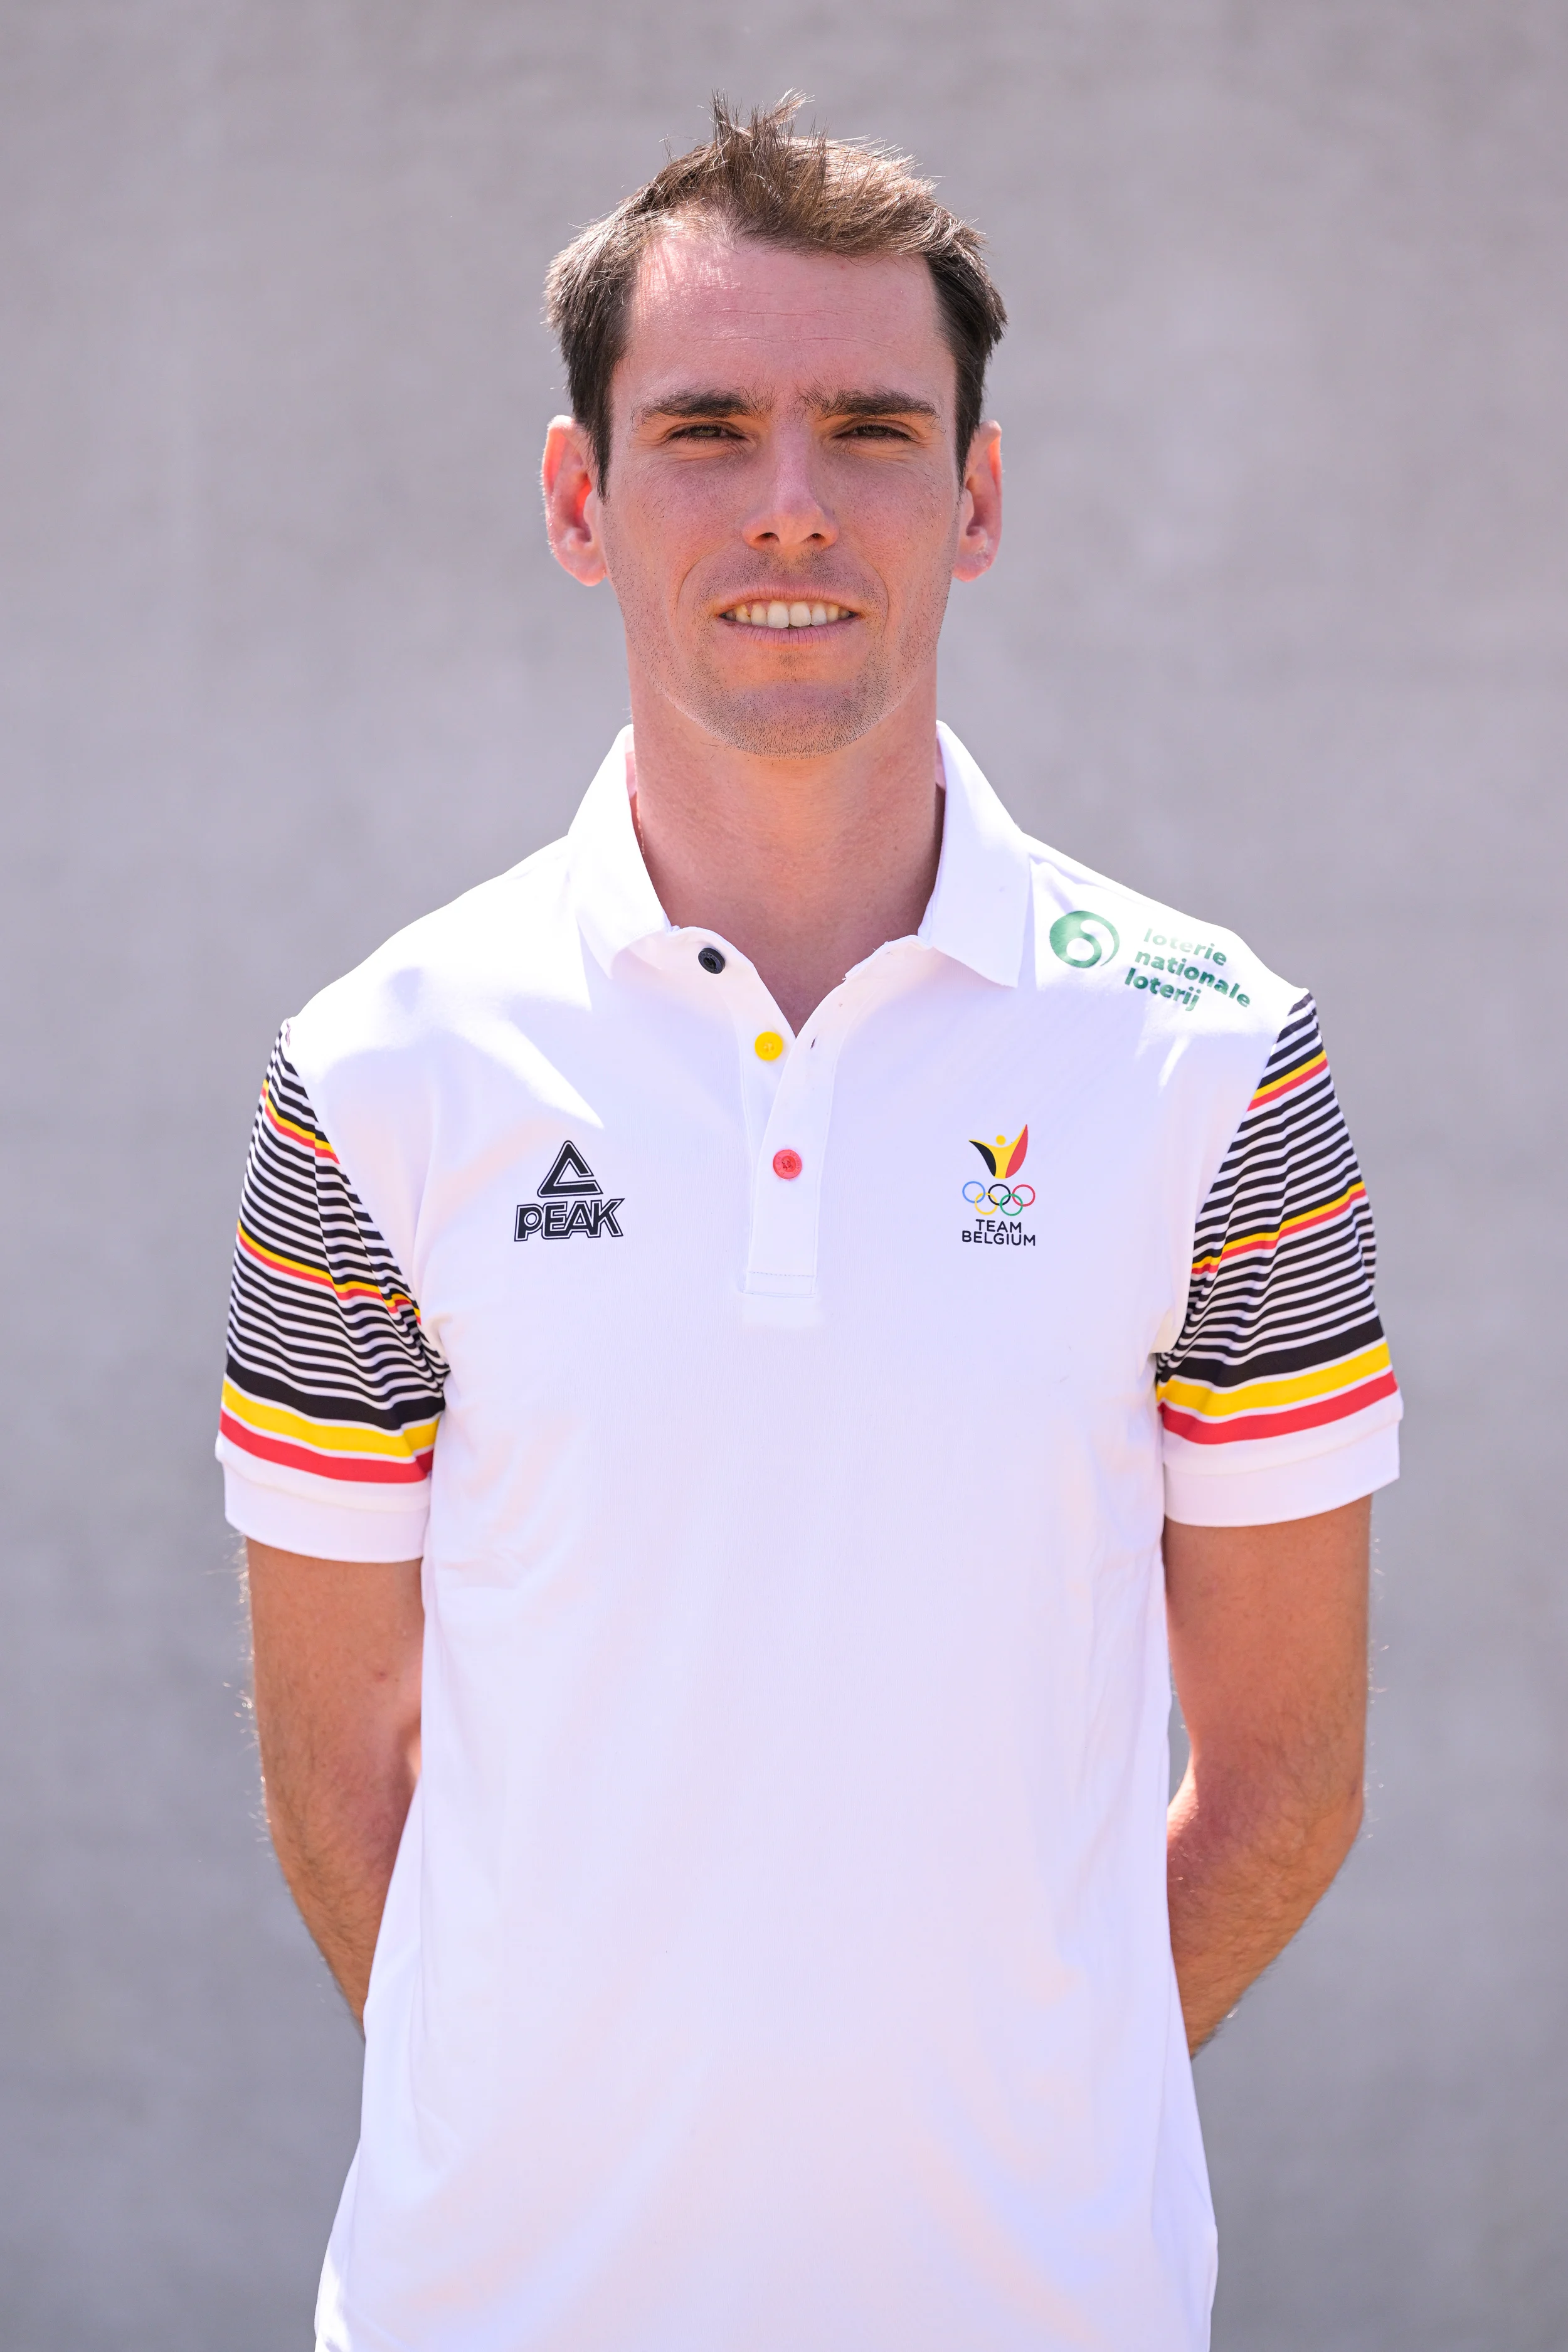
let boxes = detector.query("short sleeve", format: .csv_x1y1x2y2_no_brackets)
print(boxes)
216,1030,449,1561
1158,995,1401,1527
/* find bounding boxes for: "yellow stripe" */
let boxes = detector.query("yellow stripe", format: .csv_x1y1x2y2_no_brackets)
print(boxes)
236,1223,408,1308
263,1093,331,1156
1192,1179,1367,1277
1158,1339,1392,1420
1251,1048,1326,1107
221,1378,439,1460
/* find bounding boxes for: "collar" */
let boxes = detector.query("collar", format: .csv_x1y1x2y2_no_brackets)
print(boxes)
566,720,1032,989
565,728,669,973
920,723,1031,988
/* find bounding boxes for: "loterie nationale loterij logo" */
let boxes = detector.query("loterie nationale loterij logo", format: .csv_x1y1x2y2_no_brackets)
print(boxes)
1049,910,1120,970
514,1142,625,1241
961,1126,1036,1248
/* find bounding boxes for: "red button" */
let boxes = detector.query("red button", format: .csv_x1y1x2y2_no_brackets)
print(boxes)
772,1148,803,1180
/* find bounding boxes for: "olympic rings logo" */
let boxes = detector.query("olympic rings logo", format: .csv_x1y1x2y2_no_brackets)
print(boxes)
963,1180,1036,1217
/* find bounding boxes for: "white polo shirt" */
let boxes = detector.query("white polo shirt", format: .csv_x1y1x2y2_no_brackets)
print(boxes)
220,725,1399,2352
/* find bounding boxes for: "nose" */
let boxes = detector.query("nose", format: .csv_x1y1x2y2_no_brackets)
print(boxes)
742,421,837,555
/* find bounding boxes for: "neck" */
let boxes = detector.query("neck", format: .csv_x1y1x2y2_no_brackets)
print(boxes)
625,684,945,1034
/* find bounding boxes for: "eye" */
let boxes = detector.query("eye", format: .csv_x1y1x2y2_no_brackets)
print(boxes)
667,421,743,443
839,421,916,442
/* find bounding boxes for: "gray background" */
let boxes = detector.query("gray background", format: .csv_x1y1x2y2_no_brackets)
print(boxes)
3,3,1564,2345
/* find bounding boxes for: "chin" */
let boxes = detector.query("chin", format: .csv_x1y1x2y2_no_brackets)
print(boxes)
683,678,895,760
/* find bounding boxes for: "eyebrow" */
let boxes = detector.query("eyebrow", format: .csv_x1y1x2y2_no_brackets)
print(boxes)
632,389,768,426
818,387,941,423
633,385,942,428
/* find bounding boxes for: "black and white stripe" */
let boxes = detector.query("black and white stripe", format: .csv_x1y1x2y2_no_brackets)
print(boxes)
1159,996,1384,1395
225,1033,448,1440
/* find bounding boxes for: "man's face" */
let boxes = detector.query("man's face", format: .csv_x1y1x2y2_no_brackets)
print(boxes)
574,225,999,760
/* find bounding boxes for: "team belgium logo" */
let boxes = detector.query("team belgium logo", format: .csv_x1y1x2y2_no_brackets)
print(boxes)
514,1142,625,1241
962,1126,1037,1247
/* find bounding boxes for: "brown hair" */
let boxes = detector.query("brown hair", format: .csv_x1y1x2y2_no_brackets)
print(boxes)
544,94,1007,490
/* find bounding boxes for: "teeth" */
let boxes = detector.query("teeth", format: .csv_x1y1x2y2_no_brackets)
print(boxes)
725,601,849,627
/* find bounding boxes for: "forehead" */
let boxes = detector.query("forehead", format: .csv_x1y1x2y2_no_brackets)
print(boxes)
618,225,951,409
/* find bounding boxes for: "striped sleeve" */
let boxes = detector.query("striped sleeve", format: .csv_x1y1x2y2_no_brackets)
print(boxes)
1158,995,1401,1527
215,1030,448,1560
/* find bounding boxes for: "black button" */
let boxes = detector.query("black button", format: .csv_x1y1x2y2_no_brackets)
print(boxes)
697,946,726,974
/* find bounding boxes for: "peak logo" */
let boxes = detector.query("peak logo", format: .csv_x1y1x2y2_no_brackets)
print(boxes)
961,1125,1036,1248
514,1142,625,1242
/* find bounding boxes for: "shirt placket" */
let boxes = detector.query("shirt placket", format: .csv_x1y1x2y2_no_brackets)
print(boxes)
656,930,926,1301
731,944,922,1300
744,1002,835,1299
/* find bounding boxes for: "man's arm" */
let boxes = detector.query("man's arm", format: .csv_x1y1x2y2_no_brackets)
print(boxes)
246,1540,425,2028
1165,1496,1370,2054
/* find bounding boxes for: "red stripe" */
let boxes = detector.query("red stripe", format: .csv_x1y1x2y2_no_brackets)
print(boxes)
262,1089,339,1162
1195,1184,1367,1274
220,1409,433,1485
235,1226,410,1312
237,1229,346,1295
1160,1368,1399,1447
1250,1049,1327,1109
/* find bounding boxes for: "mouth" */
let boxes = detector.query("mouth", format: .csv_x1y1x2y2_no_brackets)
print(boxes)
718,599,857,632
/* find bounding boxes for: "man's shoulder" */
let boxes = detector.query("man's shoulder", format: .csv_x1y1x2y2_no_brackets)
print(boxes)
1017,830,1303,1085
285,834,577,1080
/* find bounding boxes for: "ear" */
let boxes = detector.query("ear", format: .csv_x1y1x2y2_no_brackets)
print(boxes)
952,421,1002,584
541,415,608,586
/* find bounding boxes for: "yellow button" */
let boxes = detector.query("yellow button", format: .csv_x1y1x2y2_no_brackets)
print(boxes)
754,1030,785,1061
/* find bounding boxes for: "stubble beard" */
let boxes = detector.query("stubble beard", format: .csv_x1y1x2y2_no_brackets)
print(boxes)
667,657,899,760
615,571,953,761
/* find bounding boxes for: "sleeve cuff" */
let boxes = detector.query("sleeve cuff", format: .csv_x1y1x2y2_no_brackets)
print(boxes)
220,1449,429,1562
1163,1414,1400,1528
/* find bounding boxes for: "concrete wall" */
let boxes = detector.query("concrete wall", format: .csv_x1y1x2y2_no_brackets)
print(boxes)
4,4,1564,2344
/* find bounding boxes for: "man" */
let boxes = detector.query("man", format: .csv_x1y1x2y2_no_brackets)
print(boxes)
220,97,1399,2352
